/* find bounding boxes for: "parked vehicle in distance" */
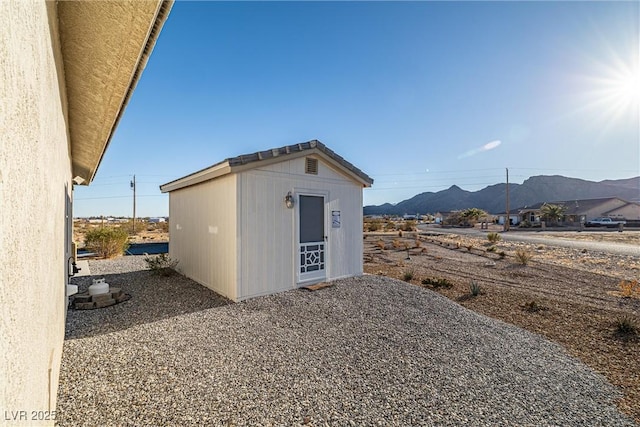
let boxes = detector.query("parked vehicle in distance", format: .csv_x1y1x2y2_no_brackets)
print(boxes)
584,217,626,227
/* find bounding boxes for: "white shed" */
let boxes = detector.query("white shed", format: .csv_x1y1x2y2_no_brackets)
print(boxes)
159,140,374,301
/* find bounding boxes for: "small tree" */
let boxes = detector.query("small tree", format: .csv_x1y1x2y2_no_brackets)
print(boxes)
461,208,489,226
540,203,566,226
85,226,129,258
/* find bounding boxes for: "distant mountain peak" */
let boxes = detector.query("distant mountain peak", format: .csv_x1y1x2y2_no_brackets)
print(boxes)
363,175,640,216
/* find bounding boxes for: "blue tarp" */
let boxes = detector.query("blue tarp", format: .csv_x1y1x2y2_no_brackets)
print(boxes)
78,242,168,257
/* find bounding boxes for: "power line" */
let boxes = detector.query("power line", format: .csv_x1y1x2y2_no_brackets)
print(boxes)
75,194,167,201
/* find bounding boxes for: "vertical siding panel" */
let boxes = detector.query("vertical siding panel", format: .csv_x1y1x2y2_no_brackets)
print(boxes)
169,175,237,300
238,157,364,296
238,170,295,300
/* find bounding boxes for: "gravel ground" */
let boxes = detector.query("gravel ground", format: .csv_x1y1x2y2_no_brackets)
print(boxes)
57,256,636,426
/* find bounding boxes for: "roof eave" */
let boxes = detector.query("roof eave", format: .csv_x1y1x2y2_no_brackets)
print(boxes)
58,0,174,185
160,162,232,193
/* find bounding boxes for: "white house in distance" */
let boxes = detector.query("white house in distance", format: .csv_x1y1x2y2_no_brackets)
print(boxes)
1,1,172,420
160,140,374,301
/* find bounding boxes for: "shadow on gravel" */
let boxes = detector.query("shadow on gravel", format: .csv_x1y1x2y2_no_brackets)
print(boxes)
66,269,232,340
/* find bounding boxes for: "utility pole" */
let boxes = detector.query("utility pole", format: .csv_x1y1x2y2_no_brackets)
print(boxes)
131,175,136,234
505,168,510,232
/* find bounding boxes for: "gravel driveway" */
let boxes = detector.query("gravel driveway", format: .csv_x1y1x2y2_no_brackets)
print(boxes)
56,257,636,426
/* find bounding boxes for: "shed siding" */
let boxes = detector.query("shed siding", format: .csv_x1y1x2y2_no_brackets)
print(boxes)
169,175,238,301
238,157,363,300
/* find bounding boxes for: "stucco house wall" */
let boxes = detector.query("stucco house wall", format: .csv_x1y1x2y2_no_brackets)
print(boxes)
605,203,640,220
579,199,627,220
0,1,73,419
1,2,172,423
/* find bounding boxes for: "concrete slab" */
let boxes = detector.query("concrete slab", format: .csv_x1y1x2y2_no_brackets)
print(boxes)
74,260,91,277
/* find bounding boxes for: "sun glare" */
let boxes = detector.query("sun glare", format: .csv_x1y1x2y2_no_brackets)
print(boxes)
578,56,640,128
612,68,640,107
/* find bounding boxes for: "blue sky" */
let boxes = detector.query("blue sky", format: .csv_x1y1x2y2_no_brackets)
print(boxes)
74,1,639,217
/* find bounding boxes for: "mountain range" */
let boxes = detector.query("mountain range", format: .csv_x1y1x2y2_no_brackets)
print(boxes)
363,175,640,215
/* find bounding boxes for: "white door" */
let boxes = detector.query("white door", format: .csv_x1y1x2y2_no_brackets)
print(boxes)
298,194,326,284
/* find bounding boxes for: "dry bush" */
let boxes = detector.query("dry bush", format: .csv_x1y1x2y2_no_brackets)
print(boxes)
402,220,416,231
521,300,548,313
392,239,403,249
375,240,386,250
487,232,501,243
402,269,414,282
364,218,382,232
619,280,640,298
384,221,396,231
515,248,533,265
84,226,129,258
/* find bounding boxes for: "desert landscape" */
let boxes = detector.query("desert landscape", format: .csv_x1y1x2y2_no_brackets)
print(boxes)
71,218,640,421
363,226,640,422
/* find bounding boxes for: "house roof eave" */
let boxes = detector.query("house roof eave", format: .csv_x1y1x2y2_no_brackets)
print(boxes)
59,1,174,185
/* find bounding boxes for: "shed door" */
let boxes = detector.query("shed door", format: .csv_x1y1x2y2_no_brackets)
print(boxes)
298,195,326,284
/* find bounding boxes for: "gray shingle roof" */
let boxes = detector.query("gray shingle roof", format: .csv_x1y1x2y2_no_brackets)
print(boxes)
160,140,373,193
227,140,373,185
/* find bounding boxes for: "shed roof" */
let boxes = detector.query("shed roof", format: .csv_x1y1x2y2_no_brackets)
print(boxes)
160,140,374,193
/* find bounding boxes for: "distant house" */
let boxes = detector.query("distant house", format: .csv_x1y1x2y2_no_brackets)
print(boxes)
1,0,171,416
160,140,374,302
518,197,640,225
496,210,520,226
148,217,167,224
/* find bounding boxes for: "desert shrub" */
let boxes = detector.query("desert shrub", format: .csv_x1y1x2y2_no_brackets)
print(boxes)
414,239,422,248
498,251,506,259
486,246,496,253
392,239,403,249
487,232,501,243
402,220,416,231
614,316,637,336
522,300,548,313
144,253,179,276
402,270,414,282
123,219,146,234
422,277,453,289
469,281,482,296
466,244,474,251
618,279,640,298
365,219,382,232
384,221,396,231
519,220,531,228
515,248,533,265
85,226,129,258
376,240,386,250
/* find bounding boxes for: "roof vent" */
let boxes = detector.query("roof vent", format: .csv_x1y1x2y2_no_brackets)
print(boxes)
305,157,318,175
